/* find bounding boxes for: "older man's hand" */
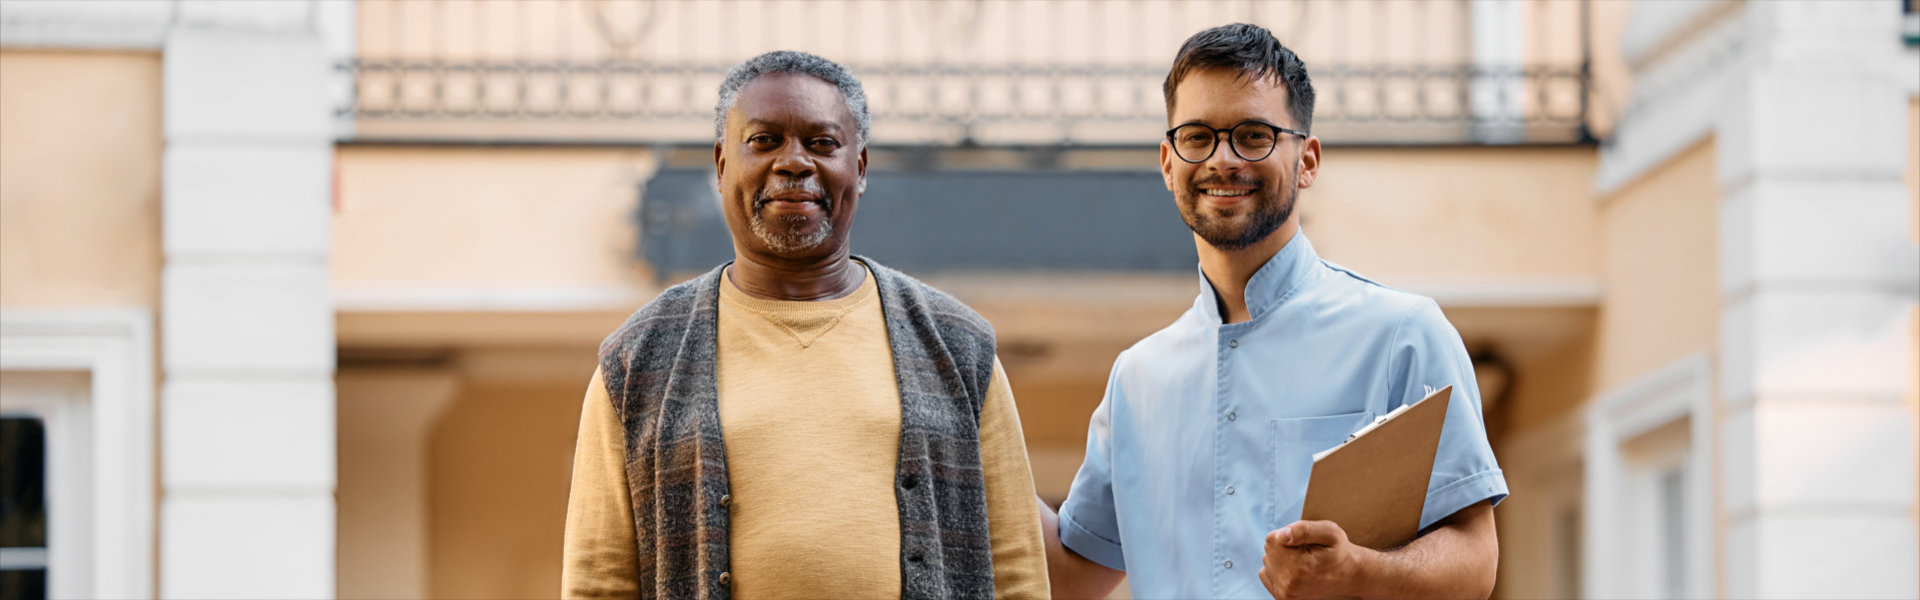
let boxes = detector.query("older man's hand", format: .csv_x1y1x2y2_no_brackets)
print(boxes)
1256,520,1376,599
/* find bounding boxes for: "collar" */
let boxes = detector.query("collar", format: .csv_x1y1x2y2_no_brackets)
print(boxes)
1195,231,1321,324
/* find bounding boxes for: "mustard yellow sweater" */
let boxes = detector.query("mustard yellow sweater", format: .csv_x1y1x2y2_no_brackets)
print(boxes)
562,265,1049,599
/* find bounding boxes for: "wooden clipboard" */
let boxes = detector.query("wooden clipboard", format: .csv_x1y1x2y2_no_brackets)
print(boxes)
1299,385,1451,550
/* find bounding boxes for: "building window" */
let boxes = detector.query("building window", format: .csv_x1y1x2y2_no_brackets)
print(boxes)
0,417,48,600
1583,354,1714,599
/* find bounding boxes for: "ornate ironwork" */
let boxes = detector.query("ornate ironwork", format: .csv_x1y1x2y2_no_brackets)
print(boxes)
337,0,1594,146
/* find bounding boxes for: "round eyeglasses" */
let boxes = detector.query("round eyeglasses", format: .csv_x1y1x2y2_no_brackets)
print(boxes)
1166,120,1308,164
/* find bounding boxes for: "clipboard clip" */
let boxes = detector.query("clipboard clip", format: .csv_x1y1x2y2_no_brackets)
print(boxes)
1347,401,1416,442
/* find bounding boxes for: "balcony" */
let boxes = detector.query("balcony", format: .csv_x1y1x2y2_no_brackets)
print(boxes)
337,0,1598,147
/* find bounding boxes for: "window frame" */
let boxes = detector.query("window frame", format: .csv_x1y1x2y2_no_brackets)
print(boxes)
1583,353,1715,600
0,310,155,599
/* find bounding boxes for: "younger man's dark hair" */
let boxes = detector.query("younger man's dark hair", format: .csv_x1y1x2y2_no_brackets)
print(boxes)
1163,23,1316,133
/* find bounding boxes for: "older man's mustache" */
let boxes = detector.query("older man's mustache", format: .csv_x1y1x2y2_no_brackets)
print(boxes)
753,179,831,213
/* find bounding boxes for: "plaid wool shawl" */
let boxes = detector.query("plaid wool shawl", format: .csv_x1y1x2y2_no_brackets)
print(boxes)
596,257,999,599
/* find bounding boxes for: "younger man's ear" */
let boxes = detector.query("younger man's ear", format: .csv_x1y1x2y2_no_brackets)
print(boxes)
1296,136,1321,189
1159,141,1178,193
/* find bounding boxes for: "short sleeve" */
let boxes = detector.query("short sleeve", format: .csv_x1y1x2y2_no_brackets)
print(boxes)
1388,299,1509,531
1055,354,1129,572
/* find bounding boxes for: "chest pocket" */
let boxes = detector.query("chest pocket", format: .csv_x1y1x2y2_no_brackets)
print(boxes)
1268,411,1375,528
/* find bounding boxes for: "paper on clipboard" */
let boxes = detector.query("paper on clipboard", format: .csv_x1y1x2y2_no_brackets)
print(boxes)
1299,385,1451,550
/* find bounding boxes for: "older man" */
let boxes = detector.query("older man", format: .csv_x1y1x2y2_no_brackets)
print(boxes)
1040,24,1505,600
560,51,1048,599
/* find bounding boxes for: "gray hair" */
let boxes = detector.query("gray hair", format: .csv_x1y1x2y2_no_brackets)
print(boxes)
714,50,871,147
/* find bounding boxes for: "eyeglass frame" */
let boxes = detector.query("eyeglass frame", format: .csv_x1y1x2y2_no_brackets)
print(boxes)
1164,120,1309,164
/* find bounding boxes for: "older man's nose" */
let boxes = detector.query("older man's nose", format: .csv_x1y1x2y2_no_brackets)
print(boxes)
771,141,816,179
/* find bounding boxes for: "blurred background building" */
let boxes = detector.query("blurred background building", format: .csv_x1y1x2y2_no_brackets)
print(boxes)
0,0,1915,598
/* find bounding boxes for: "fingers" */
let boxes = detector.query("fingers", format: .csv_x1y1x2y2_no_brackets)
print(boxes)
1258,567,1284,600
1273,520,1345,547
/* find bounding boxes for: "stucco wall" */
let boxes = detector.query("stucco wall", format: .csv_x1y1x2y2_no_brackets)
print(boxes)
332,146,659,296
1909,98,1917,245
1307,146,1600,281
1908,96,1919,548
0,50,163,309
1592,139,1721,392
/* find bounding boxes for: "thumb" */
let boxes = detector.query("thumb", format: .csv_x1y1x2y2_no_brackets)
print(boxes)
1278,520,1346,547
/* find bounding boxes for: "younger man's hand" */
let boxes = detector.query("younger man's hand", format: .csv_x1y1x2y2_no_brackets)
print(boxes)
1257,520,1375,599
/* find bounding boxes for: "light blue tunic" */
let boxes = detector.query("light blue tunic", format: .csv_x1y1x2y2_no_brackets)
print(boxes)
1057,233,1508,599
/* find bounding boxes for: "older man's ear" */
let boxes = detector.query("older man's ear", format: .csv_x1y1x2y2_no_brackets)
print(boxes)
857,146,869,195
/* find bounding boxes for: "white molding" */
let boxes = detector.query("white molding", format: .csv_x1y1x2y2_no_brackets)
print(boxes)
1396,278,1603,309
1620,0,1735,69
0,309,156,600
331,278,1600,313
1596,4,1748,196
0,0,174,50
333,285,656,313
1583,353,1716,600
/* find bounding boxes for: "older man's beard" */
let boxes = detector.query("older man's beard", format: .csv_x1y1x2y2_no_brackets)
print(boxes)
1176,168,1295,251
748,179,834,254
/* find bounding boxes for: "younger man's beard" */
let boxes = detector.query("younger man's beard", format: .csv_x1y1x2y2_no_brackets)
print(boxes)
1177,166,1296,251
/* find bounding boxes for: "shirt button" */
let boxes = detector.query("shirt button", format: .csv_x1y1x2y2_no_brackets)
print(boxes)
1225,485,1235,495
1226,411,1237,421
1224,559,1234,569
1228,339,1239,348
720,494,731,507
719,571,732,586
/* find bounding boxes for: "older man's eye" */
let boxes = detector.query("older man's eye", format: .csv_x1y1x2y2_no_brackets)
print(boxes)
808,138,841,151
747,134,779,148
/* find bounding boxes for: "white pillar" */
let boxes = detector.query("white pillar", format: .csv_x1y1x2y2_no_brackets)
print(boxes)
159,3,337,598
1470,0,1524,143
1715,2,1920,599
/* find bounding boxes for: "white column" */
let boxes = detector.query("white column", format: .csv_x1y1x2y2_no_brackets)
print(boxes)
1470,0,1524,143
159,2,337,598
1715,2,1920,599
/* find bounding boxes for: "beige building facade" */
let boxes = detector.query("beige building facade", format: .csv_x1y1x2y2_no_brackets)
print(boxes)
1,1,1915,598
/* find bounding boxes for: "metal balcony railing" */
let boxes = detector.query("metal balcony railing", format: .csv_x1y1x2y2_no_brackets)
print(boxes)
337,0,1595,146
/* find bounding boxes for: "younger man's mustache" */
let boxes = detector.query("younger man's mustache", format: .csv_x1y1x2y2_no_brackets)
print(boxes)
1188,173,1266,192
